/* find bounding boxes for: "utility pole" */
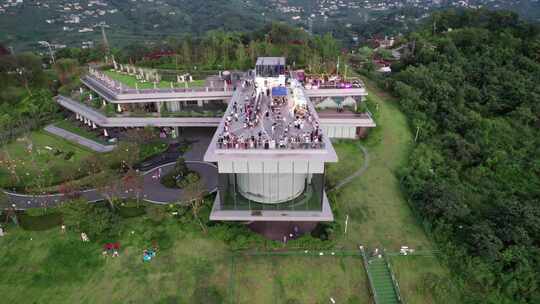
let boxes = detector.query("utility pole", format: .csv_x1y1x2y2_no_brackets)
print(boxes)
101,24,110,54
414,126,420,142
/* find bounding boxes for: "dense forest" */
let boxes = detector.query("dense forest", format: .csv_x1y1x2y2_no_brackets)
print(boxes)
56,23,342,72
388,9,540,303
1,23,342,143
0,53,61,144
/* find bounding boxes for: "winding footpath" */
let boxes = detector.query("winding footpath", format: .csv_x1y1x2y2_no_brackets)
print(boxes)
328,143,370,192
3,134,217,209
3,128,370,209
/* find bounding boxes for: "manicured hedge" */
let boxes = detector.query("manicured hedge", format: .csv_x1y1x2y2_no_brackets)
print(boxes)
19,212,63,231
117,205,146,218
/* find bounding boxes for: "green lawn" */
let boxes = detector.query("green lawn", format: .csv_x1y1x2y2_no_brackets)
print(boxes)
330,78,430,251
0,131,94,192
54,119,112,145
0,78,460,303
232,255,370,304
326,139,365,188
103,70,206,89
326,77,460,303
0,214,372,304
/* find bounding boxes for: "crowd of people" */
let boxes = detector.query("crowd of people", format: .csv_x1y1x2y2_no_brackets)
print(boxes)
216,80,324,150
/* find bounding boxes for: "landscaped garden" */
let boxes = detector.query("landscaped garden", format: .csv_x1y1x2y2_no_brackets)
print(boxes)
0,80,461,303
103,69,206,89
0,127,171,194
54,119,113,145
0,131,94,192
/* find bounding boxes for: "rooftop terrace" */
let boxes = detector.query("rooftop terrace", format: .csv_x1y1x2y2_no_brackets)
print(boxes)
86,67,230,96
213,78,328,152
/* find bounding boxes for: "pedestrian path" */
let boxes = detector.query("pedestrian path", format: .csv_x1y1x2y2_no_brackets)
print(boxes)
328,143,369,192
44,124,115,153
3,161,217,209
360,246,402,304
367,257,401,304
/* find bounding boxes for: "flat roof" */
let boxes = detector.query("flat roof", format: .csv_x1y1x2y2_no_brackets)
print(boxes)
204,78,338,162
256,57,286,66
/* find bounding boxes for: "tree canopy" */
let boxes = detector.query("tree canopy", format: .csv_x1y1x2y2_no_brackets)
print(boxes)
390,9,540,303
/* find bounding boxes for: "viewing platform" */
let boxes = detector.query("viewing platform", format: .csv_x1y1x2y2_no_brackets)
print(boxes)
56,96,222,128
82,74,234,103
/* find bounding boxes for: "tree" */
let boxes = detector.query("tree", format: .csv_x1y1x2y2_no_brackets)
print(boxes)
122,169,144,206
0,190,9,210
90,170,122,210
60,198,92,231
175,157,189,177
182,176,208,233
54,58,79,85
62,198,118,238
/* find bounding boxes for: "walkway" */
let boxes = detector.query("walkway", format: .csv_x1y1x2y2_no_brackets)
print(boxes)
2,130,217,209
328,143,370,192
4,161,218,209
44,124,115,153
367,257,401,304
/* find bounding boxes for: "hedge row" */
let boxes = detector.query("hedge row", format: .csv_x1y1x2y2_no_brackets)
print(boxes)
19,212,63,231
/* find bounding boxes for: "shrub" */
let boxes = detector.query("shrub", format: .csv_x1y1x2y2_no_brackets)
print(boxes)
117,204,146,218
19,211,63,231
160,171,179,188
176,171,200,188
145,205,167,222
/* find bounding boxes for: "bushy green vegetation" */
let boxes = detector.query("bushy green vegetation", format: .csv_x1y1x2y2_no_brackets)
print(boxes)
131,23,341,73
0,196,361,303
0,54,82,145
388,10,540,303
0,131,93,192
54,119,112,145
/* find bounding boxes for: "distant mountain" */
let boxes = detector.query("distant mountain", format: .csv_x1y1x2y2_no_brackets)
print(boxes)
1,0,539,52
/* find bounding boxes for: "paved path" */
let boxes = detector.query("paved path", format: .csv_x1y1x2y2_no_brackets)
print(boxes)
44,124,115,153
328,143,370,192
2,131,217,209
4,161,217,209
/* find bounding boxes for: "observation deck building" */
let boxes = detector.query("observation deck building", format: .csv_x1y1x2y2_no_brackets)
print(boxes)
204,57,337,221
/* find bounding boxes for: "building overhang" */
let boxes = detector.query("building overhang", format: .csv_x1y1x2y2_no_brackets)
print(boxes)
81,76,233,103
209,191,334,222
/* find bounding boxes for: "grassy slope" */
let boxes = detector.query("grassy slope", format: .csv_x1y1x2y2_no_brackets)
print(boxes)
330,79,430,251
326,139,365,186
0,131,93,190
233,255,369,304
350,78,458,303
0,80,458,303
0,217,370,304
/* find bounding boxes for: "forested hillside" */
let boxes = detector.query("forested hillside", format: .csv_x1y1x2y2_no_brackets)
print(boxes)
389,10,540,303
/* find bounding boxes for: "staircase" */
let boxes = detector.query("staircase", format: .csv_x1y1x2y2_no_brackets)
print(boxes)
367,257,400,304
359,246,402,304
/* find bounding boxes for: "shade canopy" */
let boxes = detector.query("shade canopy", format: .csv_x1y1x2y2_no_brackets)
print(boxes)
272,86,287,97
